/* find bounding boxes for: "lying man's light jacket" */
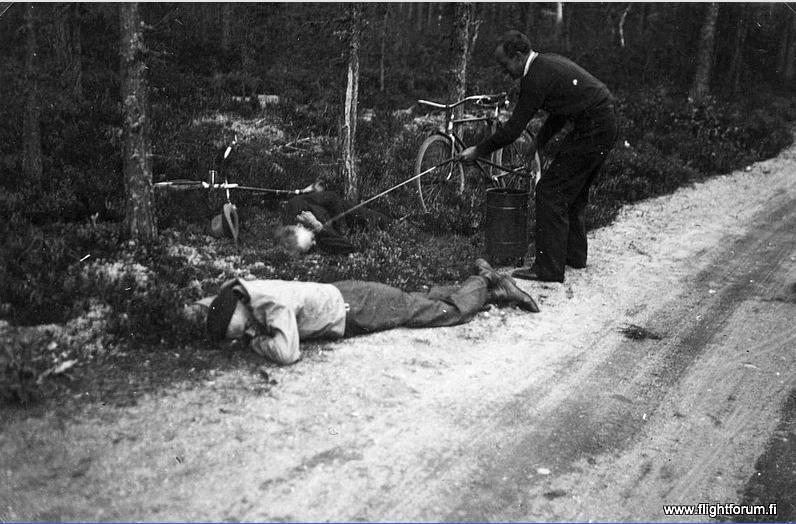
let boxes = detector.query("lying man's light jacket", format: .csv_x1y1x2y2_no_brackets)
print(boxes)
216,278,347,365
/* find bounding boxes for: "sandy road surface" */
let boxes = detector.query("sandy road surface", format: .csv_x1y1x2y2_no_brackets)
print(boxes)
2,142,795,521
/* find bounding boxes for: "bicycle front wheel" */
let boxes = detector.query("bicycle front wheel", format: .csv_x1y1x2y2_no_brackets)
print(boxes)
492,131,541,192
415,133,465,213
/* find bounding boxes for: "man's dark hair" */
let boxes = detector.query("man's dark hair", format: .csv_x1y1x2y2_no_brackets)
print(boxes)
207,286,239,341
498,30,532,57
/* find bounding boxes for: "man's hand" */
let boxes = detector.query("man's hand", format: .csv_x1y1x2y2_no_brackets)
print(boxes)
296,210,324,232
457,146,480,166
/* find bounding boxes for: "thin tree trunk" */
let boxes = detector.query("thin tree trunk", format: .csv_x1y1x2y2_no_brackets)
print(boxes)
23,3,42,182
342,3,362,202
120,2,157,242
523,3,534,35
379,6,388,92
71,4,83,99
450,3,471,121
468,13,482,75
618,4,631,48
728,4,749,94
221,3,232,53
639,3,648,37
554,2,564,44
784,11,796,83
200,3,210,45
54,3,84,100
690,2,720,103
776,8,790,78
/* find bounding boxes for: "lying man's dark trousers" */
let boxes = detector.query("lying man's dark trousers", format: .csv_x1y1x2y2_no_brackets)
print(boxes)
282,190,390,255
533,105,618,281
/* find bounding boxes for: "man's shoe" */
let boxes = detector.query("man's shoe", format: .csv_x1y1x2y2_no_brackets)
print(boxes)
512,267,564,283
490,275,540,312
473,258,500,286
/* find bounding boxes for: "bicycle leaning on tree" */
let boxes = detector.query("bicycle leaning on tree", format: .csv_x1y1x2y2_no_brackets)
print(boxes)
414,92,542,213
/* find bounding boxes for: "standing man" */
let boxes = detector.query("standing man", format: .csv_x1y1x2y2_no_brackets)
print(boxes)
460,30,618,283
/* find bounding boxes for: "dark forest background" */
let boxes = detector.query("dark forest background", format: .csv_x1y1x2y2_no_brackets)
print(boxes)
2,2,796,402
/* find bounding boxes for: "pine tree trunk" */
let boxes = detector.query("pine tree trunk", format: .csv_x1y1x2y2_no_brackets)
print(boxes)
618,4,631,48
690,2,720,103
639,3,649,37
54,4,84,100
120,2,157,242
379,7,388,92
776,9,790,79
221,3,232,53
449,3,471,121
523,3,534,35
728,4,749,95
71,4,83,99
22,3,42,182
342,3,362,202
554,2,564,44
784,11,796,83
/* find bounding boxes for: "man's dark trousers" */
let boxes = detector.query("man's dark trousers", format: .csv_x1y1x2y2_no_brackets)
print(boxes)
532,105,618,282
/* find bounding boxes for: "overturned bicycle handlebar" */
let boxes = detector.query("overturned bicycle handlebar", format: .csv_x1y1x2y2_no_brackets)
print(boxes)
153,179,306,196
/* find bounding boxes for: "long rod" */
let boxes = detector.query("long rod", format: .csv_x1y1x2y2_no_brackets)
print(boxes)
231,185,303,195
475,157,525,174
323,158,456,227
154,180,303,195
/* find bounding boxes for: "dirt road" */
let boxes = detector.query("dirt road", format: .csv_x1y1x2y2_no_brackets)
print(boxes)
2,142,795,521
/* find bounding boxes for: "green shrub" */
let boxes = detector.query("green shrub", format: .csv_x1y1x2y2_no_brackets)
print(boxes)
3,74,795,404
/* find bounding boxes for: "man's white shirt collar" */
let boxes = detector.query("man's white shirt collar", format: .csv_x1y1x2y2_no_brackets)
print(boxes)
524,51,539,77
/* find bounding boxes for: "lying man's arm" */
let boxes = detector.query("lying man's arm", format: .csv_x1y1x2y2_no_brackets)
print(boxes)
296,210,324,232
249,303,301,365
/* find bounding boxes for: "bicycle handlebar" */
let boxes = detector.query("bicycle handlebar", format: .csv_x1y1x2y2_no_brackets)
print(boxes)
417,92,508,111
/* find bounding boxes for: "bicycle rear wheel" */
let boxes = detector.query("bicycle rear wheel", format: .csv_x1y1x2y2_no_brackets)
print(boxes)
415,133,465,213
492,131,541,192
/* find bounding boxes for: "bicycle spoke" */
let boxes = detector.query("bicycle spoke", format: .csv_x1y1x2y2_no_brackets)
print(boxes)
495,131,539,192
415,134,465,213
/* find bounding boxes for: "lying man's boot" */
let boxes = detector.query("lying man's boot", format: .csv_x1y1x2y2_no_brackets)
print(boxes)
475,259,540,313
491,275,541,312
473,258,500,286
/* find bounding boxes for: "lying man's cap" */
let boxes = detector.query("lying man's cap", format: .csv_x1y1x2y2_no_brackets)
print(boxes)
206,286,239,341
209,202,240,243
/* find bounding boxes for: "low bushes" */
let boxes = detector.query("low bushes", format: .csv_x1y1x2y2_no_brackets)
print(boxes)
2,88,794,404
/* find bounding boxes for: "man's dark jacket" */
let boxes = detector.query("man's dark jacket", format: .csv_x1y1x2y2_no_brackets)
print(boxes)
282,191,390,255
475,53,614,157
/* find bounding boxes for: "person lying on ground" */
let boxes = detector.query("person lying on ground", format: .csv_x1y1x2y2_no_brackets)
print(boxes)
196,259,539,366
275,176,391,255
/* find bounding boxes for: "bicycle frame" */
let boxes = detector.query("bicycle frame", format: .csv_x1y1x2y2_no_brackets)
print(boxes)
414,93,540,214
417,92,533,182
418,94,506,171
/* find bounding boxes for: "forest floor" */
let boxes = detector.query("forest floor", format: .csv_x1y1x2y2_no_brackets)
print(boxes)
1,136,795,521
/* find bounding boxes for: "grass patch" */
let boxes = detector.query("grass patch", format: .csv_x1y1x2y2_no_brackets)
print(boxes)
1,90,795,404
